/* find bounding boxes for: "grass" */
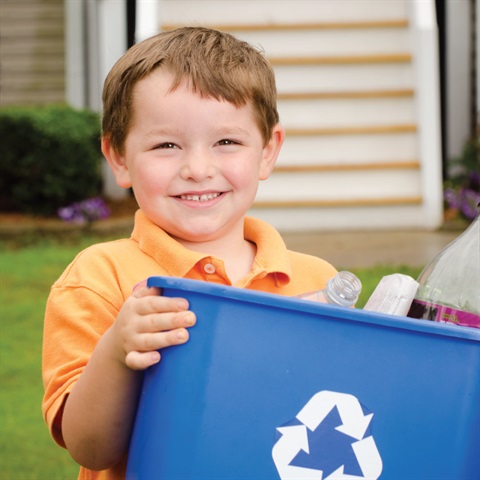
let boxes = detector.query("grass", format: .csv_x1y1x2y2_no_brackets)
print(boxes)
0,236,421,478
0,239,97,479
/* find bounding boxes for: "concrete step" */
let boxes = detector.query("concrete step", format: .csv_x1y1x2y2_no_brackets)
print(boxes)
280,228,459,268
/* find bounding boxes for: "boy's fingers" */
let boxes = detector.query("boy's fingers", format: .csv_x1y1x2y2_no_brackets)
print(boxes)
132,285,161,298
144,310,196,333
125,327,189,370
125,350,161,371
142,328,190,351
132,289,189,314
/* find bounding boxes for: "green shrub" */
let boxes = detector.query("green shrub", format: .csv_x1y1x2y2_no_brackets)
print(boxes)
0,104,102,215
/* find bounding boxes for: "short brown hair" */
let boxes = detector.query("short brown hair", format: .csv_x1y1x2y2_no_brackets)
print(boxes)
102,27,279,153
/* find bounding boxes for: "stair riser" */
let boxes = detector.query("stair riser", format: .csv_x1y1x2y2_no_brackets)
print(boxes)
278,97,416,127
256,170,421,202
230,29,412,56
248,205,431,231
274,64,413,92
159,1,408,24
279,133,417,163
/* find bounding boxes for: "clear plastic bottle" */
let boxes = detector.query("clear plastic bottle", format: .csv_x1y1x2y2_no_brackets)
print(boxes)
298,271,362,307
407,209,480,328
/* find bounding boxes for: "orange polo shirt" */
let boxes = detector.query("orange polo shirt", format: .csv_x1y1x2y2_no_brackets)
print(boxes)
42,210,336,480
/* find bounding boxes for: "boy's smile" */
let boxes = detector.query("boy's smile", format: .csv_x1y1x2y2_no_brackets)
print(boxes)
105,69,284,250
177,191,223,205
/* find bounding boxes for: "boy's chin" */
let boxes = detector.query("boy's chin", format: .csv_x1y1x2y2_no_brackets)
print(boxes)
165,220,243,244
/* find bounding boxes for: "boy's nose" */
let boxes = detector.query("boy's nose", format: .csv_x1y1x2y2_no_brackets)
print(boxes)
180,152,216,182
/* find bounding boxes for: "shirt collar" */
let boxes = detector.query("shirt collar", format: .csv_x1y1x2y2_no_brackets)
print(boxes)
131,210,207,278
244,216,291,287
131,210,292,286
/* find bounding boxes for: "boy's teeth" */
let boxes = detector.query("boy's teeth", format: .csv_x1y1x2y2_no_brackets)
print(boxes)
181,193,220,201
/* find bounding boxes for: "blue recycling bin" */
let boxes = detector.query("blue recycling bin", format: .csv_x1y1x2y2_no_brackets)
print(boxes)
127,276,480,480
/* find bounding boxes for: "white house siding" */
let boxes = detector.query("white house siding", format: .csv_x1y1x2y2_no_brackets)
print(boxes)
0,0,65,106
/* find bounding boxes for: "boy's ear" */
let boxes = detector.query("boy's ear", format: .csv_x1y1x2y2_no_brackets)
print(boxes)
259,124,284,181
101,137,132,188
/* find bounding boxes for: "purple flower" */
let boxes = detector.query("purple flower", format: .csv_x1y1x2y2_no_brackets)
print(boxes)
444,188,460,210
58,197,111,224
459,188,480,220
468,170,480,190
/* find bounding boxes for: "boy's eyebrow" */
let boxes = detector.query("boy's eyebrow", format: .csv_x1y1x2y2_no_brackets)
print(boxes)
215,126,251,137
144,126,253,138
144,127,181,138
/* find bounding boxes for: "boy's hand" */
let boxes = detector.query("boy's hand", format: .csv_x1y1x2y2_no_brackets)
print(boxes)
112,286,196,370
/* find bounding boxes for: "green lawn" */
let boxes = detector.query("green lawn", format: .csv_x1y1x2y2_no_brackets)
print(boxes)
0,236,421,478
0,239,95,479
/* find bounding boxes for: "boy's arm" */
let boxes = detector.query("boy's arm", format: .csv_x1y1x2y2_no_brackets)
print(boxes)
61,286,196,471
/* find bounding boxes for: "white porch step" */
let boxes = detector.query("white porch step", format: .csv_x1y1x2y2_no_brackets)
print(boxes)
279,131,417,165
189,24,412,57
278,95,416,128
256,168,421,203
274,62,413,92
249,204,428,231
158,0,407,24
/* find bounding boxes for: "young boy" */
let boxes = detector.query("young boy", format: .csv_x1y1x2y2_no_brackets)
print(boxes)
42,27,337,479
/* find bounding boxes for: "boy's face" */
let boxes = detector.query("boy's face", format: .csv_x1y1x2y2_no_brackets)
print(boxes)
104,69,283,246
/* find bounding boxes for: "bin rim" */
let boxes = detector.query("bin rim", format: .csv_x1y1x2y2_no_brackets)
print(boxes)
147,276,480,343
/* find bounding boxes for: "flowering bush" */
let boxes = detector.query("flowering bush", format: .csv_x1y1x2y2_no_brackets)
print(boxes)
58,197,111,224
444,138,480,220
0,105,102,215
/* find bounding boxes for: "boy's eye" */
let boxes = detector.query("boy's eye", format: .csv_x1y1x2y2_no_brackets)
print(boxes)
217,139,239,146
155,142,178,149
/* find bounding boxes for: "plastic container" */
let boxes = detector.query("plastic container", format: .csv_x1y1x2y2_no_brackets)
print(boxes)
298,270,362,307
364,274,419,316
127,276,480,480
408,210,479,327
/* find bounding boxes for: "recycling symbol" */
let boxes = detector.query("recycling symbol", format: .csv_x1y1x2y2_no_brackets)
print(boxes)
272,390,383,479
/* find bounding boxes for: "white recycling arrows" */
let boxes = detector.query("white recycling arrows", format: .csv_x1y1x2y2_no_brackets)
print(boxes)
272,425,324,480
351,435,383,479
322,436,383,480
297,391,373,440
272,390,383,480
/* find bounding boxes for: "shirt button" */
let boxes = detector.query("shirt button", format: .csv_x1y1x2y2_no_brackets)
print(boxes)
203,263,216,274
